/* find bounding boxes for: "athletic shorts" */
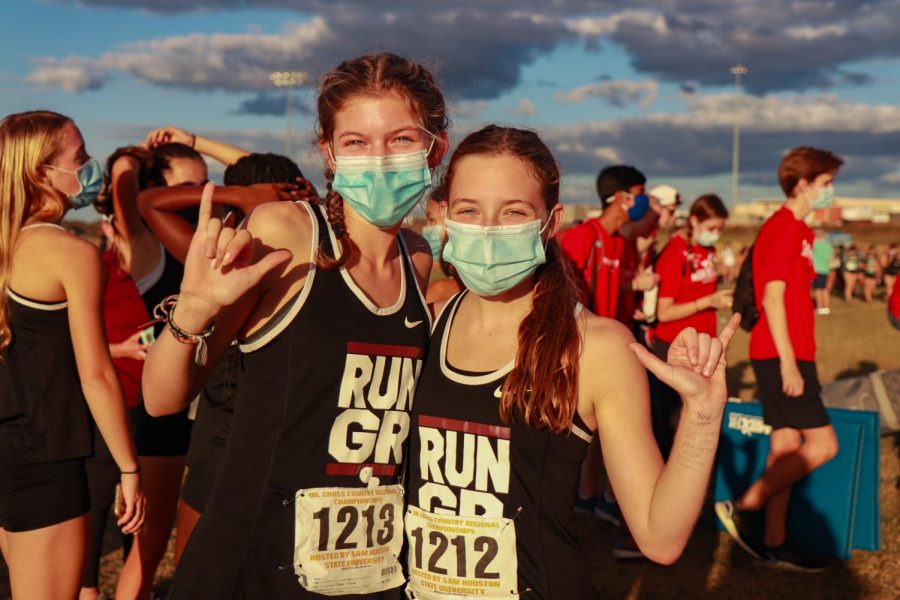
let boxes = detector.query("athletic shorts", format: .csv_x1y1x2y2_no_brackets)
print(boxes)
133,401,193,457
182,400,231,512
0,458,89,532
812,273,828,289
751,358,831,430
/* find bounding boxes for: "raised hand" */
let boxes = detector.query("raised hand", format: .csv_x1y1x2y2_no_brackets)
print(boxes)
145,125,193,149
629,313,741,407
178,182,292,316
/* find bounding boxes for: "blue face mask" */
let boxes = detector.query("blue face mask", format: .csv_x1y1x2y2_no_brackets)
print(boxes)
331,147,433,229
627,193,650,221
810,185,835,210
421,224,443,259
443,218,548,297
46,157,103,209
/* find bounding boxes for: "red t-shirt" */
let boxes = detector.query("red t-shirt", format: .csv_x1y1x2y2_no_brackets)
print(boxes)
102,250,150,408
890,280,900,320
558,218,630,323
749,207,816,361
655,235,718,342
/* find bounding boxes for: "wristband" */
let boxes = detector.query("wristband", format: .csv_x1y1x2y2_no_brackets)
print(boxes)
152,295,215,366
190,133,197,149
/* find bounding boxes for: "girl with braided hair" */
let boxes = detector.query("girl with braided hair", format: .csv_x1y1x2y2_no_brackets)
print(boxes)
142,53,447,598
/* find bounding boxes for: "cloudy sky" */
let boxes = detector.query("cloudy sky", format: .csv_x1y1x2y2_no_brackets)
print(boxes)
3,0,900,219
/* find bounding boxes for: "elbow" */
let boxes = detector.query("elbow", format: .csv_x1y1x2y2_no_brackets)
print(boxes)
641,542,685,566
141,381,182,417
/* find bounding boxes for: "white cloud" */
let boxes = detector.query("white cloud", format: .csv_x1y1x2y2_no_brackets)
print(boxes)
556,80,659,108
512,98,537,118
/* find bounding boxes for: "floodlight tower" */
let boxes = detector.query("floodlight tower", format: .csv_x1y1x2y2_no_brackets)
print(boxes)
269,70,309,159
730,64,748,206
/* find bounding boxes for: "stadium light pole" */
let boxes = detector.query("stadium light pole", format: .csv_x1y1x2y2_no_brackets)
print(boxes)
730,64,748,207
269,70,309,159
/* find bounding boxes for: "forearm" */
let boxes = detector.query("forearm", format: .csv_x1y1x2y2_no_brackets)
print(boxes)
194,135,250,166
642,403,724,562
81,373,139,472
657,296,706,322
762,296,795,362
141,297,217,416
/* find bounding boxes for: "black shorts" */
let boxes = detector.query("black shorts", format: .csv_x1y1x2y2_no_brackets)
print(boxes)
751,359,831,430
182,400,232,512
133,401,193,457
0,458,89,532
812,273,828,289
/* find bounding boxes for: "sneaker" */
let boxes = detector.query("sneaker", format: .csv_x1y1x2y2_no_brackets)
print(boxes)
762,541,829,572
594,496,622,527
613,532,644,560
573,495,596,515
714,500,762,558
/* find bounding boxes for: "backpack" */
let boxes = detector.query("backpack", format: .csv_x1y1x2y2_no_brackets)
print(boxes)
731,245,759,332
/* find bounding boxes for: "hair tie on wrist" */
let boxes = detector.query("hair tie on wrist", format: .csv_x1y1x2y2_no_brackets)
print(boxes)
121,467,141,475
190,133,197,149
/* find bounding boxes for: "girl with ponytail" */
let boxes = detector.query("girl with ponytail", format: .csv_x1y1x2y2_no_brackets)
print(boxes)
404,125,741,599
142,53,447,598
0,111,145,598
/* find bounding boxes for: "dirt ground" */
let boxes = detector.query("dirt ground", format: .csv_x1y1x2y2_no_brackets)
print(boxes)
1,269,898,599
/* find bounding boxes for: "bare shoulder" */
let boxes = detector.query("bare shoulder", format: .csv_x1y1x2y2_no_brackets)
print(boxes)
243,201,314,255
579,311,639,374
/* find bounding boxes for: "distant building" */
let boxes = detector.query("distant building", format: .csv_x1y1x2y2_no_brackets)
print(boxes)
732,198,900,226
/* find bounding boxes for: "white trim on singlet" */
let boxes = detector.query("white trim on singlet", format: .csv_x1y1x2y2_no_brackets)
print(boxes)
439,291,515,386
325,215,405,317
134,242,166,296
7,288,67,311
238,201,319,354
20,222,66,232
398,232,432,330
569,422,593,443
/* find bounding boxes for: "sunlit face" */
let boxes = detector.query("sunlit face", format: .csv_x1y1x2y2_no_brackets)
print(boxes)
327,92,436,162
43,121,90,197
445,153,560,232
796,172,834,200
163,157,208,187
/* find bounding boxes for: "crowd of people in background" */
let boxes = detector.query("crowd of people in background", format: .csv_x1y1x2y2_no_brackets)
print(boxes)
0,51,896,600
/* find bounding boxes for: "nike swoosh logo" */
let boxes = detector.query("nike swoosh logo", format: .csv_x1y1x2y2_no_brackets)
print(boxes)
494,385,503,399
404,317,423,328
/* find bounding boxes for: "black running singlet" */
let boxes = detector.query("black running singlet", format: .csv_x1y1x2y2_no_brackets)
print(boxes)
0,225,91,465
406,292,594,600
170,202,430,599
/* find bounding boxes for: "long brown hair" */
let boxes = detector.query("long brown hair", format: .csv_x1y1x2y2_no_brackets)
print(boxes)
687,193,728,247
444,125,582,433
0,110,72,353
315,53,448,269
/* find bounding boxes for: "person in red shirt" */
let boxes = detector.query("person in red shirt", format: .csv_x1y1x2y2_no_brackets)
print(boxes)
559,165,658,323
651,194,731,457
716,147,842,572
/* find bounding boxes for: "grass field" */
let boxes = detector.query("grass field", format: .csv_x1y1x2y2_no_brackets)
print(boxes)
1,289,897,599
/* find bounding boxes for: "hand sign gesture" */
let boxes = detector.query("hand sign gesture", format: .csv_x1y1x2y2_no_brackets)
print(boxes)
178,182,292,315
629,313,741,407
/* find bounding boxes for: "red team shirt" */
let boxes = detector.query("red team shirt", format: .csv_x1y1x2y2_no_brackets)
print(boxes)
559,218,636,324
655,235,718,343
749,207,816,361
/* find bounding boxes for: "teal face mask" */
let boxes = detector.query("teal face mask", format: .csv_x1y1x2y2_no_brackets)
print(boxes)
331,147,433,229
443,218,548,297
421,224,443,259
811,185,835,210
695,229,720,248
45,157,103,209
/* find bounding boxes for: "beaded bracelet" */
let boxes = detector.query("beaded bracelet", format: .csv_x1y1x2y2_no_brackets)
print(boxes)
152,295,215,366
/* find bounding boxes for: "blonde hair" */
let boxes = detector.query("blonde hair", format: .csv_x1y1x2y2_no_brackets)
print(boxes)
0,110,72,352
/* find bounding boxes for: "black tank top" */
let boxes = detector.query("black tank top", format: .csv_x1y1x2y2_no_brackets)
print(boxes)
406,292,594,600
170,202,430,599
0,226,92,465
